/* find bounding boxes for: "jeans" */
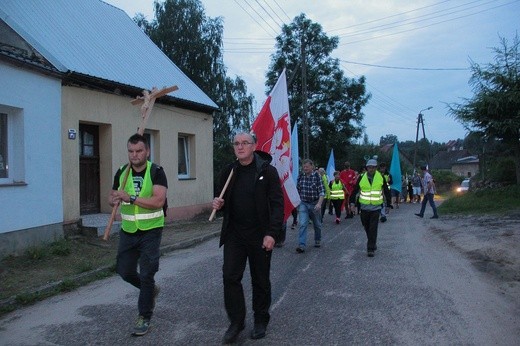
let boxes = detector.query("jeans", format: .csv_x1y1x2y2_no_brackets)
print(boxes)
419,193,438,216
297,201,322,248
116,227,162,319
223,231,272,326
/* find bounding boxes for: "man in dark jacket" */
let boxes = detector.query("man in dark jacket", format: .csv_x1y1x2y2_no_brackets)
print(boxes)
212,132,284,344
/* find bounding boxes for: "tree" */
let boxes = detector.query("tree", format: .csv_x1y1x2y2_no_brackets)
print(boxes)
379,134,398,146
265,14,371,165
135,0,255,189
449,34,520,184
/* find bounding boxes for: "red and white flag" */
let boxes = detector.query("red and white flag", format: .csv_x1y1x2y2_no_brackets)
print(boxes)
252,69,301,221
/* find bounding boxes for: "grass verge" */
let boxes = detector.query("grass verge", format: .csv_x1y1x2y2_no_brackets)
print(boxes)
438,184,520,215
0,236,117,316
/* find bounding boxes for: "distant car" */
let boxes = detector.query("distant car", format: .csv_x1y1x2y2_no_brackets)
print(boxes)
456,179,470,193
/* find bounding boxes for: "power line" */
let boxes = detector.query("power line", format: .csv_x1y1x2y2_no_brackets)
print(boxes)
261,0,287,25
272,0,291,21
232,0,276,38
243,0,279,36
328,0,451,32
340,0,519,45
254,0,283,27
340,59,468,71
336,0,506,39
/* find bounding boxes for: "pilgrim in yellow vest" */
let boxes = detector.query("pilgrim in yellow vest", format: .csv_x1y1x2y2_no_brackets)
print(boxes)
119,161,164,232
358,171,384,205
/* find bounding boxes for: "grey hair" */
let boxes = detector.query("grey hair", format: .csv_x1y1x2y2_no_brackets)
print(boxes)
234,131,257,144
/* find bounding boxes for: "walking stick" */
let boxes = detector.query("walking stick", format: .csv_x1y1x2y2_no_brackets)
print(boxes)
208,169,234,221
102,86,178,240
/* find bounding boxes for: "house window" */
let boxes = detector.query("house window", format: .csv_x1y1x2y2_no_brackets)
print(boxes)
0,113,7,178
0,107,24,184
144,132,154,162
178,134,192,179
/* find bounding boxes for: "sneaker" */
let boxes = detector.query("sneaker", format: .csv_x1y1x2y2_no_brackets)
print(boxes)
152,284,160,310
132,316,150,336
335,218,340,224
314,241,321,248
414,213,424,218
296,247,305,253
367,250,375,257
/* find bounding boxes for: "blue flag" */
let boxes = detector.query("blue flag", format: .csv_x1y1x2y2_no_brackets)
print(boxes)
389,142,402,193
326,149,335,182
291,122,299,183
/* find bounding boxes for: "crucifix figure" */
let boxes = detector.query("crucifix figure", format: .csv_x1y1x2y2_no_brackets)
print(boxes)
131,85,179,135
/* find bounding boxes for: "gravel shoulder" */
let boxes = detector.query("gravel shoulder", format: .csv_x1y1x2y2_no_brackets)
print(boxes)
429,210,520,300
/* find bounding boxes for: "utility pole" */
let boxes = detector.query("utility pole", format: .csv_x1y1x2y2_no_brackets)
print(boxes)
412,106,432,172
301,32,309,159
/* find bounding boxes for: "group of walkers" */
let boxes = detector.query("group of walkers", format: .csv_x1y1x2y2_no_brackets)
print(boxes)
110,131,438,343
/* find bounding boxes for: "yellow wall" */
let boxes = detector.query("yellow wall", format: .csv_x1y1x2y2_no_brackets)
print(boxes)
61,87,214,223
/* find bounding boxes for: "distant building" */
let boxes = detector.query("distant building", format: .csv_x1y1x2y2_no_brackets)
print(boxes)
0,0,218,257
430,141,479,178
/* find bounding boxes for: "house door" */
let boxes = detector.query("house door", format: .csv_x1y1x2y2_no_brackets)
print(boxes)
79,124,100,214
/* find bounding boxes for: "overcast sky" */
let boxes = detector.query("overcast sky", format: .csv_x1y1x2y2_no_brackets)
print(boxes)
104,0,519,144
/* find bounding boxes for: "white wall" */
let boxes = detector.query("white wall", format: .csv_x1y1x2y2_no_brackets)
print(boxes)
0,62,63,233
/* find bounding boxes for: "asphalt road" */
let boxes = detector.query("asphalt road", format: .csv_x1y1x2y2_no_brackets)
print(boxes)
1,203,519,345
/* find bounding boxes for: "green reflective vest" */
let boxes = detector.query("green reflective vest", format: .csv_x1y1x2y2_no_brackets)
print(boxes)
359,171,384,205
330,181,345,200
120,161,164,232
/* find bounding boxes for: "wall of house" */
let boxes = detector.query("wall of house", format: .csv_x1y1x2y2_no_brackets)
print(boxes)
0,62,63,257
61,87,213,224
452,163,479,178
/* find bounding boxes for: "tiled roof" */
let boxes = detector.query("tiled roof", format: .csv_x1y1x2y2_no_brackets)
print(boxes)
0,0,217,109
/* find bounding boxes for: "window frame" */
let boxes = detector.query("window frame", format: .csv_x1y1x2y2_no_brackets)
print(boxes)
178,134,190,179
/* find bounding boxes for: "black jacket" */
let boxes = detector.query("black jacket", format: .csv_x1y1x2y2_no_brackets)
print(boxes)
217,151,284,247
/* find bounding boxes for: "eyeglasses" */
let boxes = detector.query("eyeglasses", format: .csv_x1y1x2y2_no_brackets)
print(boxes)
232,141,254,147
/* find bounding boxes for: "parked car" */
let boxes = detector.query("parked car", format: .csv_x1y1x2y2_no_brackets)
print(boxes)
456,179,470,194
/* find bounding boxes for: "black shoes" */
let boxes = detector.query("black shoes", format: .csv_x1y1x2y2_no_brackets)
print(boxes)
414,213,424,218
367,250,375,257
380,216,387,223
250,323,267,340
430,215,439,219
296,247,305,253
222,323,245,344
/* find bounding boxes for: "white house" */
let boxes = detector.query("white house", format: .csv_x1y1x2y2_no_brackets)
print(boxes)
0,0,218,257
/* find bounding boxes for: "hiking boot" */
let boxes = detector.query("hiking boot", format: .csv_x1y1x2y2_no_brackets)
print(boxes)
132,316,150,336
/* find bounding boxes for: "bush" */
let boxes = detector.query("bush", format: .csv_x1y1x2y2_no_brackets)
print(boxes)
430,170,461,193
485,157,516,183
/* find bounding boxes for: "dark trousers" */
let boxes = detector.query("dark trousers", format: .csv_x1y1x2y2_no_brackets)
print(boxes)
116,227,162,319
360,210,380,251
291,208,298,225
223,232,272,326
419,193,438,216
331,199,344,218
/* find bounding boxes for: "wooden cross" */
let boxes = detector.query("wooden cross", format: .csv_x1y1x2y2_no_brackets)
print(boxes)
102,85,178,240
